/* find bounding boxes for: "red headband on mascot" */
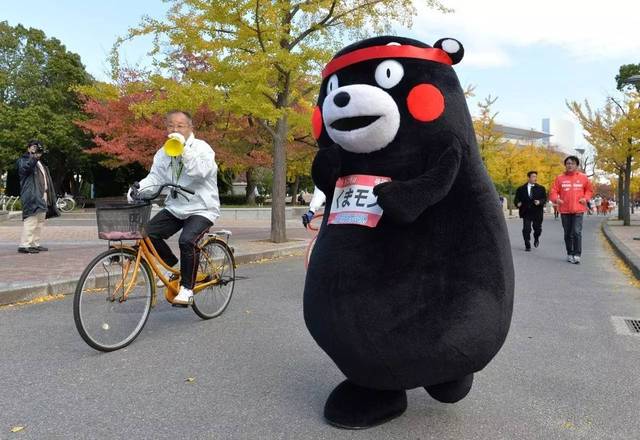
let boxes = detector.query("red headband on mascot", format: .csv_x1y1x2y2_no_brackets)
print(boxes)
322,45,453,79
312,44,452,139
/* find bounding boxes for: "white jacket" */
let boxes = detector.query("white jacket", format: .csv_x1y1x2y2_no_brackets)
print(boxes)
138,133,220,223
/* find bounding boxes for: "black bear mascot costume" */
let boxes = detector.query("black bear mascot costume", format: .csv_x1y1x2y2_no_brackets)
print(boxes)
303,36,515,429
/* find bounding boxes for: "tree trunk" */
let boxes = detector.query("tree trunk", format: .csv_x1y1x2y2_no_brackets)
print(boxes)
290,176,300,206
270,70,291,243
624,155,632,226
618,170,624,221
270,113,288,243
245,167,257,206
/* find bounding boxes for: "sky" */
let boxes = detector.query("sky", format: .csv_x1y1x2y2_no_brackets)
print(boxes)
2,0,640,151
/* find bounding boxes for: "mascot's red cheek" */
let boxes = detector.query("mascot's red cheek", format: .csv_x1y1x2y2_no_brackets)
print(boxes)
312,106,323,139
407,84,445,122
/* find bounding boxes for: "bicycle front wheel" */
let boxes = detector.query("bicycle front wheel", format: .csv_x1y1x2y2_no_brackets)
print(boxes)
73,248,154,352
192,238,235,319
58,197,74,212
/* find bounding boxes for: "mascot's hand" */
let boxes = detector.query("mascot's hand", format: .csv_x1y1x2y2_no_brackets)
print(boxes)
374,181,415,224
312,144,342,193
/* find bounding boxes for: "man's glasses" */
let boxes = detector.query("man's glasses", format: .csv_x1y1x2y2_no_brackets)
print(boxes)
166,125,190,130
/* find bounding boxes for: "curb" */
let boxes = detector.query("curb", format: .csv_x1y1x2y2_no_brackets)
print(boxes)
0,243,307,306
601,221,640,280
0,211,21,223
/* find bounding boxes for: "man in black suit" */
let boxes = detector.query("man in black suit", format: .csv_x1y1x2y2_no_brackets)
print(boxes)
514,171,547,251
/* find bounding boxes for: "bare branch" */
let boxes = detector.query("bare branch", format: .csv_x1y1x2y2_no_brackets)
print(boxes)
293,136,317,147
609,96,627,116
257,118,276,138
255,0,267,52
325,0,385,27
288,0,337,50
262,92,277,106
211,28,237,35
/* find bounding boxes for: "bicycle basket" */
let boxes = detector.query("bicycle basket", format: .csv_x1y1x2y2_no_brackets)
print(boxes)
96,202,152,240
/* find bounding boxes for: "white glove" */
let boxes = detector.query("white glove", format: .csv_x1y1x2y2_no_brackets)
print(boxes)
127,187,135,203
167,132,185,144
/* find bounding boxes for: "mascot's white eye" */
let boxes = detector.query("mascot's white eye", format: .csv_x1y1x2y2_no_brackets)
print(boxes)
375,60,404,89
327,75,339,95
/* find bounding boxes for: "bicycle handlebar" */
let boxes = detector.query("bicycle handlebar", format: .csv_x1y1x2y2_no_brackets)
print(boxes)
132,183,195,201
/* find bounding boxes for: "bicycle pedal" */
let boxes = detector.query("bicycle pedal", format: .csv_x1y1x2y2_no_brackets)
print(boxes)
171,303,190,308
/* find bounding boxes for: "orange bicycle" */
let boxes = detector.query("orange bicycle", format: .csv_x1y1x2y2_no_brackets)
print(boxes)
73,183,235,352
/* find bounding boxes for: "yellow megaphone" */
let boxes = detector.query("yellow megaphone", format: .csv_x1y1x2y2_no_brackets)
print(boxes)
163,133,185,157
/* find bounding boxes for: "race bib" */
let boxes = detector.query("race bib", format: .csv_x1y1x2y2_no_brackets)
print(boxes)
328,174,391,227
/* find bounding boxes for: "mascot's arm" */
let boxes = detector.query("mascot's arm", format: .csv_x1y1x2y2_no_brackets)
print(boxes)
311,144,342,200
373,138,462,224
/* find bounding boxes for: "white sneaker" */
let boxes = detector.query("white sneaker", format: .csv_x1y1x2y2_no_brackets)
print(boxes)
573,256,581,264
173,286,194,305
567,255,574,263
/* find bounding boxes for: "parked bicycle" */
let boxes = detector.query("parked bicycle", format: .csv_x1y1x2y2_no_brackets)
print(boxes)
73,183,236,352
56,193,75,212
0,195,20,211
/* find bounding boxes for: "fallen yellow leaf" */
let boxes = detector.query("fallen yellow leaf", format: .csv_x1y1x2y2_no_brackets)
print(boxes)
185,377,195,383
10,426,25,433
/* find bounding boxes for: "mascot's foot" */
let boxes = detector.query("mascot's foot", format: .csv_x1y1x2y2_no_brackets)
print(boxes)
324,380,407,429
425,373,474,403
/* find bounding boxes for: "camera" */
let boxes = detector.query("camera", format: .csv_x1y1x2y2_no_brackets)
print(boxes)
28,140,46,155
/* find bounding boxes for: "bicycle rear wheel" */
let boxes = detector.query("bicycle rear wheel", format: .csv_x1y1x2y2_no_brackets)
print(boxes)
192,238,235,319
73,248,154,352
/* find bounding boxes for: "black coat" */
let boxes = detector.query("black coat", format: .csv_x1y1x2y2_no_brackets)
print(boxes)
514,183,547,219
17,153,60,220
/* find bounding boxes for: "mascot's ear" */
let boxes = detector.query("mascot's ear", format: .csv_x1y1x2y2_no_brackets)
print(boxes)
434,38,464,65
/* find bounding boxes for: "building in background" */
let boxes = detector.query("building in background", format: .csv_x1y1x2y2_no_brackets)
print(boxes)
494,123,553,146
541,117,576,154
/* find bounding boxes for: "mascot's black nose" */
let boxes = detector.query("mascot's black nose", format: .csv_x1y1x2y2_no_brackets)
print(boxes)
333,92,350,108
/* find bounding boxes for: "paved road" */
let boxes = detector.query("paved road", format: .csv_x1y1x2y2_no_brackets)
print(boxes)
1,216,640,439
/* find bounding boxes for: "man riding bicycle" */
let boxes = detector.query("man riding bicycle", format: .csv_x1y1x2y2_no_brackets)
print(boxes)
128,110,220,305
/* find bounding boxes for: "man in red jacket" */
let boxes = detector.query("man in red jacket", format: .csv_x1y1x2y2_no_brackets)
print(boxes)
549,156,593,264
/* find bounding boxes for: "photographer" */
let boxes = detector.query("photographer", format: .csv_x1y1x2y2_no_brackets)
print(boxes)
16,140,59,254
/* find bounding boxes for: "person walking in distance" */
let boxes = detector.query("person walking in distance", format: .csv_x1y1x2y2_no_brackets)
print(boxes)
601,197,610,216
549,156,593,264
17,140,59,253
514,171,547,251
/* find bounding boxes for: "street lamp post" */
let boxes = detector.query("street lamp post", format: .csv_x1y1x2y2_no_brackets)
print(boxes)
625,75,640,88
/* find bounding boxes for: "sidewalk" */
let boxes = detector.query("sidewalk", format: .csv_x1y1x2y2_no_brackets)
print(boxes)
0,212,311,305
601,214,640,280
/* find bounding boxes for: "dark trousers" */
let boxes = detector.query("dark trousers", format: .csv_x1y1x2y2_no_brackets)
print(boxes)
522,213,542,248
146,209,212,289
560,213,583,256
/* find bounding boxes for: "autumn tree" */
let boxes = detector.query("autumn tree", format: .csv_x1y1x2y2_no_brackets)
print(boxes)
473,95,502,165
115,0,451,242
568,94,640,225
